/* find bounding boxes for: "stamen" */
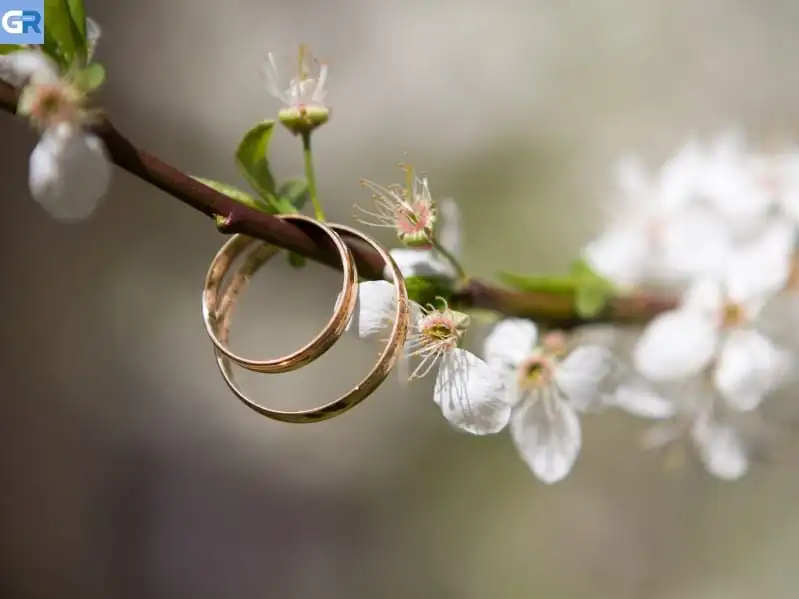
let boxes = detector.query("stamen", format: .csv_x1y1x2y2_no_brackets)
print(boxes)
721,302,745,328
517,353,554,390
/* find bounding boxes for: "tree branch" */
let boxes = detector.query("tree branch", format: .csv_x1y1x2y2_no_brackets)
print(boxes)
0,79,677,328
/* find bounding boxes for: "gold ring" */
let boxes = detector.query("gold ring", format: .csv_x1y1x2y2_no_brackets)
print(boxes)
202,214,358,373
211,224,410,423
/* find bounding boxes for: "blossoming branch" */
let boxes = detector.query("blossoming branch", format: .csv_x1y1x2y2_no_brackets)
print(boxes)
2,3,797,484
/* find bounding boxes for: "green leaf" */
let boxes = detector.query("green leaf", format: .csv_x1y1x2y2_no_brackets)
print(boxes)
570,259,616,318
235,121,277,201
574,284,613,318
0,44,23,55
277,179,309,211
72,62,105,92
287,253,307,269
498,271,577,294
499,263,616,319
65,0,87,41
405,276,454,307
43,0,87,67
192,177,277,214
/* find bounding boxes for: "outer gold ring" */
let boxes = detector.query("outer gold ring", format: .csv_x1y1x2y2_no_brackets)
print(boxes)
212,224,410,423
202,214,358,373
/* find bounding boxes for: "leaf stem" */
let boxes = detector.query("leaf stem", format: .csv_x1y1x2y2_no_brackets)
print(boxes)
301,131,325,221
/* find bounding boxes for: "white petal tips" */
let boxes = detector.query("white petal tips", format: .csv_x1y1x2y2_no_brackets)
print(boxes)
553,345,614,412
385,248,456,280
510,393,582,484
29,124,111,222
714,329,789,411
433,348,511,435
436,197,462,258
86,18,102,62
483,318,538,372
354,281,400,338
633,310,717,382
0,50,60,87
612,381,677,419
692,415,748,481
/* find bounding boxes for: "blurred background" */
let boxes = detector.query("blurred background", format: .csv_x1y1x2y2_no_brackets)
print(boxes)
2,0,799,597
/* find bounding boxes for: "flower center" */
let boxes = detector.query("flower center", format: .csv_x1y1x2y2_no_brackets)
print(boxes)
721,301,745,329
27,83,81,127
404,304,468,380
396,199,433,235
517,354,555,390
419,312,459,348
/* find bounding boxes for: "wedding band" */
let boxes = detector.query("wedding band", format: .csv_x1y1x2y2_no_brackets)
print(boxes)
212,223,410,423
202,213,358,373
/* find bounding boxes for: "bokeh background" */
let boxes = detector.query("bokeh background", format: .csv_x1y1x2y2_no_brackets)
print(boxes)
2,0,799,597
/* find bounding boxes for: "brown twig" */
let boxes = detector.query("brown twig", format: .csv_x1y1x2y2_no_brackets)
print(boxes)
0,79,677,328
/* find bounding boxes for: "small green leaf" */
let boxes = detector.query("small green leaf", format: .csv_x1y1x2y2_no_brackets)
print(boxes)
71,62,105,92
499,263,616,319
277,179,309,210
405,276,454,307
498,271,577,294
0,44,23,55
43,0,87,67
193,176,277,214
66,0,87,41
287,253,307,269
570,259,616,318
574,284,612,318
235,121,276,201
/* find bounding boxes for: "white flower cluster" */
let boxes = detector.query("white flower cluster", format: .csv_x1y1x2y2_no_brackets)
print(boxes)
0,18,110,222
356,144,799,483
354,167,615,484
583,132,799,480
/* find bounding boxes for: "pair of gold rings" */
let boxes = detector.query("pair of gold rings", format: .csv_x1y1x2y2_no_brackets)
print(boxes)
201,214,410,423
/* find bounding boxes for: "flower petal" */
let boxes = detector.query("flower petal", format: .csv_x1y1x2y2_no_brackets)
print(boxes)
714,329,789,411
725,217,795,307
612,380,677,419
355,280,404,338
691,412,748,480
383,248,456,280
658,139,706,209
433,348,510,435
633,310,717,382
510,392,582,483
437,197,462,258
553,345,613,411
0,50,60,86
582,228,653,288
681,279,725,317
29,124,110,222
483,318,538,372
661,205,732,279
86,18,102,62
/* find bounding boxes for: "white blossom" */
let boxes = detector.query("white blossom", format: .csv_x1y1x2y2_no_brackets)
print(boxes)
263,45,329,134
584,142,725,287
357,164,438,248
698,132,774,236
387,197,462,280
1,43,110,222
355,281,510,435
483,319,614,483
633,224,794,413
615,379,750,480
28,122,110,221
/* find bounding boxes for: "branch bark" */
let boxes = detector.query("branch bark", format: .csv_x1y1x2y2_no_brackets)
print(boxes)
0,79,677,328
